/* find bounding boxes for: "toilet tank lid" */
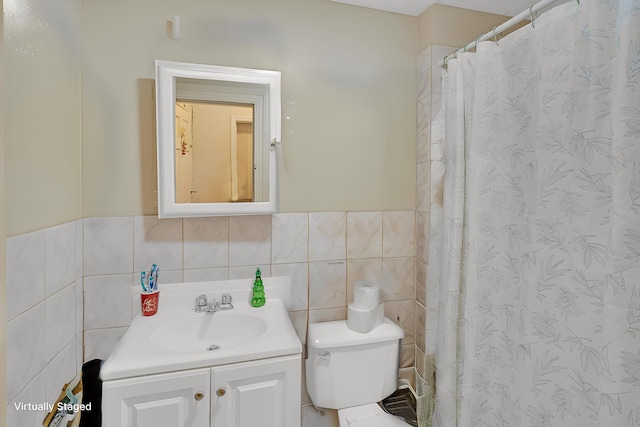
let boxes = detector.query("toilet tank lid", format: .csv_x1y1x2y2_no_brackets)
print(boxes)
307,318,404,350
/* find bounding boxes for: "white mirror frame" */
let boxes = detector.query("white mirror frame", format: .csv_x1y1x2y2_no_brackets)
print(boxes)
155,60,281,217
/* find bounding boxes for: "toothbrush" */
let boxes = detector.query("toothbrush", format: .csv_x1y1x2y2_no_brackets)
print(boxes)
140,271,147,292
149,264,157,291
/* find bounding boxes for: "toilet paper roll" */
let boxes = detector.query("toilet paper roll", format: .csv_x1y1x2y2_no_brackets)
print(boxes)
352,280,380,311
347,303,384,333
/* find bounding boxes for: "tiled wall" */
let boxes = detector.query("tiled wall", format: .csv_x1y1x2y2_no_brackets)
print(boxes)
7,211,416,425
415,44,456,382
6,221,84,426
81,212,416,362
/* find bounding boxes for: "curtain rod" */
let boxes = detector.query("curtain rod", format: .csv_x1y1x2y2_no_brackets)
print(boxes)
437,0,570,68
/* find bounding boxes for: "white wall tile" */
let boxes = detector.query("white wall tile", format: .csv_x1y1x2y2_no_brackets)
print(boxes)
7,302,45,401
75,219,83,280
228,215,271,266
417,162,431,213
272,262,309,311
384,300,416,344
75,279,83,336
287,310,308,350
83,327,127,362
309,212,346,261
229,264,270,280
44,283,76,363
416,212,430,265
416,260,427,307
431,65,445,95
84,274,133,329
308,307,347,324
417,46,431,75
45,221,76,296
417,68,431,102
431,93,442,121
83,217,133,275
7,230,46,321
272,213,308,264
417,115,431,164
76,334,83,372
140,268,182,287
309,261,346,309
6,371,46,427
133,216,182,272
183,267,229,283
347,212,382,259
183,217,228,269
417,96,431,138
383,211,415,257
44,337,77,408
382,257,415,302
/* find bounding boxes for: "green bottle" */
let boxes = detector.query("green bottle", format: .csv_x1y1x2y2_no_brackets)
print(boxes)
250,267,266,307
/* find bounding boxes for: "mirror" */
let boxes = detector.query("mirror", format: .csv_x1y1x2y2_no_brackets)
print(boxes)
155,60,280,217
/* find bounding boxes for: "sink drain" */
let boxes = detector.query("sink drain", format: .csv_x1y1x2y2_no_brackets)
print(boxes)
206,344,221,351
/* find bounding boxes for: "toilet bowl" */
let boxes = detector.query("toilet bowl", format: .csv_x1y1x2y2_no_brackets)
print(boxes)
305,318,411,427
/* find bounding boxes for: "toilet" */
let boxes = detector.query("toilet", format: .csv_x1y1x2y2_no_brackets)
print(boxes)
306,317,411,427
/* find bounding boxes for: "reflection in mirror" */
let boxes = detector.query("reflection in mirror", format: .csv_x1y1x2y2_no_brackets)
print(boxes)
155,60,280,217
174,100,255,203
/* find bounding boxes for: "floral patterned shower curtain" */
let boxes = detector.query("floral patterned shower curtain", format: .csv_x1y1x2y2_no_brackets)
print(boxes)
427,1,640,426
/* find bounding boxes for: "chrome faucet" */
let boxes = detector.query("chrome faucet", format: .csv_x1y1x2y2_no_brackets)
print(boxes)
194,294,234,312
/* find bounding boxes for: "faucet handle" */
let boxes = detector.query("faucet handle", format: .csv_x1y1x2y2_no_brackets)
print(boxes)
196,294,208,307
221,294,232,305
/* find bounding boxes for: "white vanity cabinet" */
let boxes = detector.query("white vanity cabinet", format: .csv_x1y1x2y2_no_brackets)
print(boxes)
102,354,301,427
211,354,301,427
102,368,210,427
100,278,303,427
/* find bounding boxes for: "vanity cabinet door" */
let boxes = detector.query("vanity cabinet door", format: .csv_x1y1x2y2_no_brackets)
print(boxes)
211,354,301,427
102,368,210,427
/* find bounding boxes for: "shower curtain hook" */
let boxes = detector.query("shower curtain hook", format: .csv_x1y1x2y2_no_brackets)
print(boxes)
529,4,536,28
493,26,499,45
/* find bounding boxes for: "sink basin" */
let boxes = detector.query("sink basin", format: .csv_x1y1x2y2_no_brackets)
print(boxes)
147,310,268,353
100,277,302,381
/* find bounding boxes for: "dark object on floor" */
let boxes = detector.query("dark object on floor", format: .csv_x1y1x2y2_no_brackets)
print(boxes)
79,359,103,427
381,387,418,426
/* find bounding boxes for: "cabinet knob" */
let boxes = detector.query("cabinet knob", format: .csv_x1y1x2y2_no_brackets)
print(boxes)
216,388,226,397
194,391,205,401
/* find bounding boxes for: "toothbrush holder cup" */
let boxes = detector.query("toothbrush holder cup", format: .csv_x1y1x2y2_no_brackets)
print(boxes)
140,290,160,316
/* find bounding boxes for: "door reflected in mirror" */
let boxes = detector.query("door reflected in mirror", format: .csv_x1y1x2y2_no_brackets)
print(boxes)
175,100,255,204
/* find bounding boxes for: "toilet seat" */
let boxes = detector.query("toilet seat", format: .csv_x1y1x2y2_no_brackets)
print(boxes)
338,403,411,427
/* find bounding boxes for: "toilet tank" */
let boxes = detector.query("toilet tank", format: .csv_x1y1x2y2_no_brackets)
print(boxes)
306,318,404,410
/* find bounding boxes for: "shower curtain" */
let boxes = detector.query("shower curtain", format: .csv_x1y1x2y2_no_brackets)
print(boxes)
428,1,640,426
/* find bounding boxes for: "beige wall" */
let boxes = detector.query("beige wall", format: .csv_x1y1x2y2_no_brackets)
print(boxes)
4,0,82,236
418,4,518,52
81,0,418,218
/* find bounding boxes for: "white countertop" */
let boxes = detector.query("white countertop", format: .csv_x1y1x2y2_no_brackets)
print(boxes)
100,277,302,381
